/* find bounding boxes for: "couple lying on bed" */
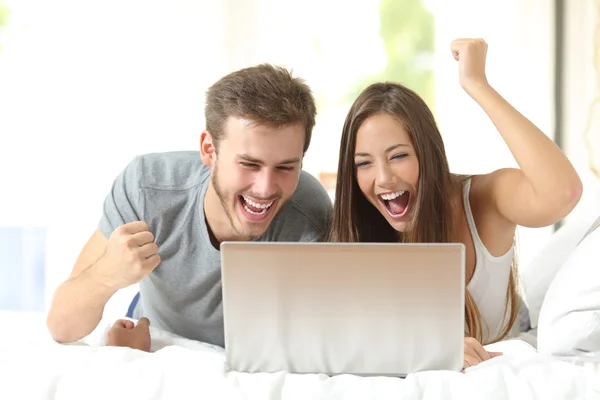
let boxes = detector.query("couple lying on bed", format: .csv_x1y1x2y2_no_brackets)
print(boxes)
46,38,583,371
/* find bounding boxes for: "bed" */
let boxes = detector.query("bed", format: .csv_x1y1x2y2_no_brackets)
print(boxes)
1,311,599,400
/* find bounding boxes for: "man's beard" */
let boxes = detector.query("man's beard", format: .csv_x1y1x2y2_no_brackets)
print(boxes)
212,163,256,241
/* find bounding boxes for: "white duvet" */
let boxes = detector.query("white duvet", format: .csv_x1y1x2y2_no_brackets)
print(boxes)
1,314,600,400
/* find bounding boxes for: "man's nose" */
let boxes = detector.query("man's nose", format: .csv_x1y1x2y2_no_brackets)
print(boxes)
253,169,278,199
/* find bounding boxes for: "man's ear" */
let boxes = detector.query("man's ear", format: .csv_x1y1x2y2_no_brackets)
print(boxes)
200,130,216,167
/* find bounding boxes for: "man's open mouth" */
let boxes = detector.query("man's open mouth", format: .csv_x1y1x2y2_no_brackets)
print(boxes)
239,195,276,219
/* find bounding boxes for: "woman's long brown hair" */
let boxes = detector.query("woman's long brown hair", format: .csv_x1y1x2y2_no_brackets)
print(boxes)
328,82,518,344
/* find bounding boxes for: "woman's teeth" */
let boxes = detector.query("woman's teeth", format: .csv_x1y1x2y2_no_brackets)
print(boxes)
380,190,405,200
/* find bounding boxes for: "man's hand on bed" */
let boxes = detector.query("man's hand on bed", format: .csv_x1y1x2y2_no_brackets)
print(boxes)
105,318,151,352
463,337,502,370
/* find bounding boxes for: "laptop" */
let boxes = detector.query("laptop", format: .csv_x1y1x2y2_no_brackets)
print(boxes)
220,242,465,377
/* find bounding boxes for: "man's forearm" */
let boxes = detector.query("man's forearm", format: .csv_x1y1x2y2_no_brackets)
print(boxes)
46,263,118,343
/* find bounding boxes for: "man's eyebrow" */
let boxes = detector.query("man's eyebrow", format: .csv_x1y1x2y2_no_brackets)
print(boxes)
279,157,301,165
237,154,263,164
237,154,301,165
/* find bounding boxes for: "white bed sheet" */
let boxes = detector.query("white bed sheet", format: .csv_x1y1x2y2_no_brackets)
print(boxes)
1,312,599,400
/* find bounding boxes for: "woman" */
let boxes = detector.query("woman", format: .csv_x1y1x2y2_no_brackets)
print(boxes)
328,38,583,369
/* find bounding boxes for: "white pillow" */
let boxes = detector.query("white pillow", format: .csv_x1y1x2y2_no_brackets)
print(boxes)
537,217,600,355
520,217,590,329
521,181,600,330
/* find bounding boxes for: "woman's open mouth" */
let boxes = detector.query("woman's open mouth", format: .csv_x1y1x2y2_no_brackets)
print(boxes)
378,190,411,219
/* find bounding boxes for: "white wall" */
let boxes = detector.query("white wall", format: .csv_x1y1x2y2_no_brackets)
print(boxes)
562,0,600,225
0,0,229,308
432,0,557,268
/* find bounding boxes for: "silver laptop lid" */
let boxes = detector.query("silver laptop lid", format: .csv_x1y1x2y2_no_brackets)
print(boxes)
221,242,465,376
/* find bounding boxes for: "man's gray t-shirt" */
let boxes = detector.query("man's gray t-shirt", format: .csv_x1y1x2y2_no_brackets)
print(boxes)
99,151,333,347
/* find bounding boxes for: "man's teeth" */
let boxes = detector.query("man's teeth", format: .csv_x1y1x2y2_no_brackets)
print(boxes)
242,196,274,213
380,190,405,201
243,197,274,209
243,204,267,215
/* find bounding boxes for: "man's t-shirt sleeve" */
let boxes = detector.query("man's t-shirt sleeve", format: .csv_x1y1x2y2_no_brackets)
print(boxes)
98,156,144,239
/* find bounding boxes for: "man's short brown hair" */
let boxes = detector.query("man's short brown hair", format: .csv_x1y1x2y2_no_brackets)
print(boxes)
205,64,317,153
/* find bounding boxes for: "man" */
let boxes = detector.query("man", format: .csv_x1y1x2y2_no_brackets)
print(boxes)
46,64,333,350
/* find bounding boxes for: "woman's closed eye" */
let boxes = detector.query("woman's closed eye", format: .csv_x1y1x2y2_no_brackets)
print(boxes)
391,153,408,161
355,153,408,168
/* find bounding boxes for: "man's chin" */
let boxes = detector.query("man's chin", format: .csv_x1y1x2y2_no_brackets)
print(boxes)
227,219,259,241
239,217,274,239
